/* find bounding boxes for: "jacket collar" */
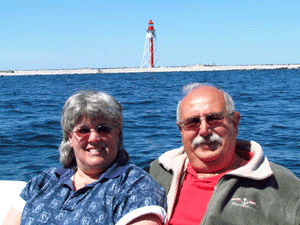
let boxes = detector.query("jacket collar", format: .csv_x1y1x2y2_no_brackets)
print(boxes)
158,139,273,180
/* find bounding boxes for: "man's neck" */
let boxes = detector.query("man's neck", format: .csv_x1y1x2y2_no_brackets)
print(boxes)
193,153,248,180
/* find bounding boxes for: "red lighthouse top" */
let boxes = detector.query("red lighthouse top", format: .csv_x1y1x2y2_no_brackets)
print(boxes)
147,20,154,31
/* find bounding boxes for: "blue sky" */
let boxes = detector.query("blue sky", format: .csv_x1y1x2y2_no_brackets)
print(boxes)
0,0,299,70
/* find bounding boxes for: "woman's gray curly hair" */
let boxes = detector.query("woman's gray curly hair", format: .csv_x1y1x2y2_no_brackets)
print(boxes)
59,90,123,168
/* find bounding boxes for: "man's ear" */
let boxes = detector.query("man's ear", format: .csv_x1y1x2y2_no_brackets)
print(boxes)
231,112,240,131
116,125,122,135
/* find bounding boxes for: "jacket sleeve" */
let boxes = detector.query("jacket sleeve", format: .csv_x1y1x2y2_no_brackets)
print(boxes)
148,159,173,195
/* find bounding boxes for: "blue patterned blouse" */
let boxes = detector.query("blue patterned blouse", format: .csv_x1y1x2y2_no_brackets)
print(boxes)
19,151,167,225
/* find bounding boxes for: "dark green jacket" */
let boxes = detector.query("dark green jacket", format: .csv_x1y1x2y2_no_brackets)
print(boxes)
148,140,300,224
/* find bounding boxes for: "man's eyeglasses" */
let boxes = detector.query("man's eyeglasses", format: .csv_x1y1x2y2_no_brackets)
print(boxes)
73,125,114,138
179,113,230,131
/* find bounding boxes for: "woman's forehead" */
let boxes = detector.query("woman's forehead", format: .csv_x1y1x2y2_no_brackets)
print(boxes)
75,114,111,125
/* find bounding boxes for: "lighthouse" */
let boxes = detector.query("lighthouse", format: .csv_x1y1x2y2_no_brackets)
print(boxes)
141,20,158,68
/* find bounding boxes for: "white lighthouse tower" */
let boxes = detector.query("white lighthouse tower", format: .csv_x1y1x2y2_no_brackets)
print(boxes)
141,20,158,68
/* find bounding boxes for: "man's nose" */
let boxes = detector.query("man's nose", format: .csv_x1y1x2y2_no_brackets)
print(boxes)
198,118,211,137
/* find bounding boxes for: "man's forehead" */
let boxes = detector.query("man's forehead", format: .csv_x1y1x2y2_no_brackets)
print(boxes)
182,87,226,107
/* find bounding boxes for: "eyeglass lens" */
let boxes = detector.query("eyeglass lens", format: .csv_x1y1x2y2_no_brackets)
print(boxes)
182,113,225,130
75,125,112,137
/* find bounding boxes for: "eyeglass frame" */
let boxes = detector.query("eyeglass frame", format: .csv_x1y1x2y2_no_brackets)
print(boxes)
71,123,118,139
178,112,234,131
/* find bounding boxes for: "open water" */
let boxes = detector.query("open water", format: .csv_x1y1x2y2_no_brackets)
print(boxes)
1,69,300,181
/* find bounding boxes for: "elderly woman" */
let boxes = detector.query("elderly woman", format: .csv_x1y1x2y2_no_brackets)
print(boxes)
4,90,167,225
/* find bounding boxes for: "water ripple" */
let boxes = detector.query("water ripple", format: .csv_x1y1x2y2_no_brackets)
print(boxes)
1,69,300,181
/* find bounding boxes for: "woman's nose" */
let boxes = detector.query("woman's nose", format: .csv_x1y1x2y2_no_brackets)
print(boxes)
88,129,102,142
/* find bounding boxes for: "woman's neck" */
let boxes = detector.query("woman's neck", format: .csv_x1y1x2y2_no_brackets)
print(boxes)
72,169,100,191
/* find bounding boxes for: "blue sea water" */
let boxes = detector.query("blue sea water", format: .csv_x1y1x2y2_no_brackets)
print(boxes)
1,69,300,181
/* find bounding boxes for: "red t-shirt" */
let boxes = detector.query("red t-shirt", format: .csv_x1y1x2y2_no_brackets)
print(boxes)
169,151,253,225
168,163,224,225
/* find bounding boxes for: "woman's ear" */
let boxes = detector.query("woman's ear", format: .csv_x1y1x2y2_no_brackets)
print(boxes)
67,132,73,146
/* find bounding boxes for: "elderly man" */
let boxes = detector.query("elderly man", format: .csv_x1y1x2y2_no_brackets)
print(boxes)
148,83,300,225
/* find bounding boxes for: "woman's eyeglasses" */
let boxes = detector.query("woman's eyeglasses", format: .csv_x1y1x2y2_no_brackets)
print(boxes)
73,125,114,138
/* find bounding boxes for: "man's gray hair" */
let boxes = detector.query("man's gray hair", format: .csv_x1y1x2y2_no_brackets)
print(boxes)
59,90,123,168
176,83,236,122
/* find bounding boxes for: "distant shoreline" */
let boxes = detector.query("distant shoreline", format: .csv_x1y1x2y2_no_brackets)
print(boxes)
1,64,300,76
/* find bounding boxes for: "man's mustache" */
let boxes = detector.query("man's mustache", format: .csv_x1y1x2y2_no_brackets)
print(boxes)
192,133,223,147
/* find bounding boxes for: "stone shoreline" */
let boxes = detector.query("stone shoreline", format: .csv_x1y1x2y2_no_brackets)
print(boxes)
1,64,300,76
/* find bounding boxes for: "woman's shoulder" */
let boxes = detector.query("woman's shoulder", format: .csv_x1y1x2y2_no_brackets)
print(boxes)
24,167,68,191
30,167,65,180
21,167,63,201
122,163,152,177
118,164,165,192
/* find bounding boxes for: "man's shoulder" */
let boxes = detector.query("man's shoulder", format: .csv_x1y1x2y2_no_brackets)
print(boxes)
147,147,186,194
262,162,300,206
147,147,185,172
148,158,169,178
269,162,300,184
147,159,173,195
